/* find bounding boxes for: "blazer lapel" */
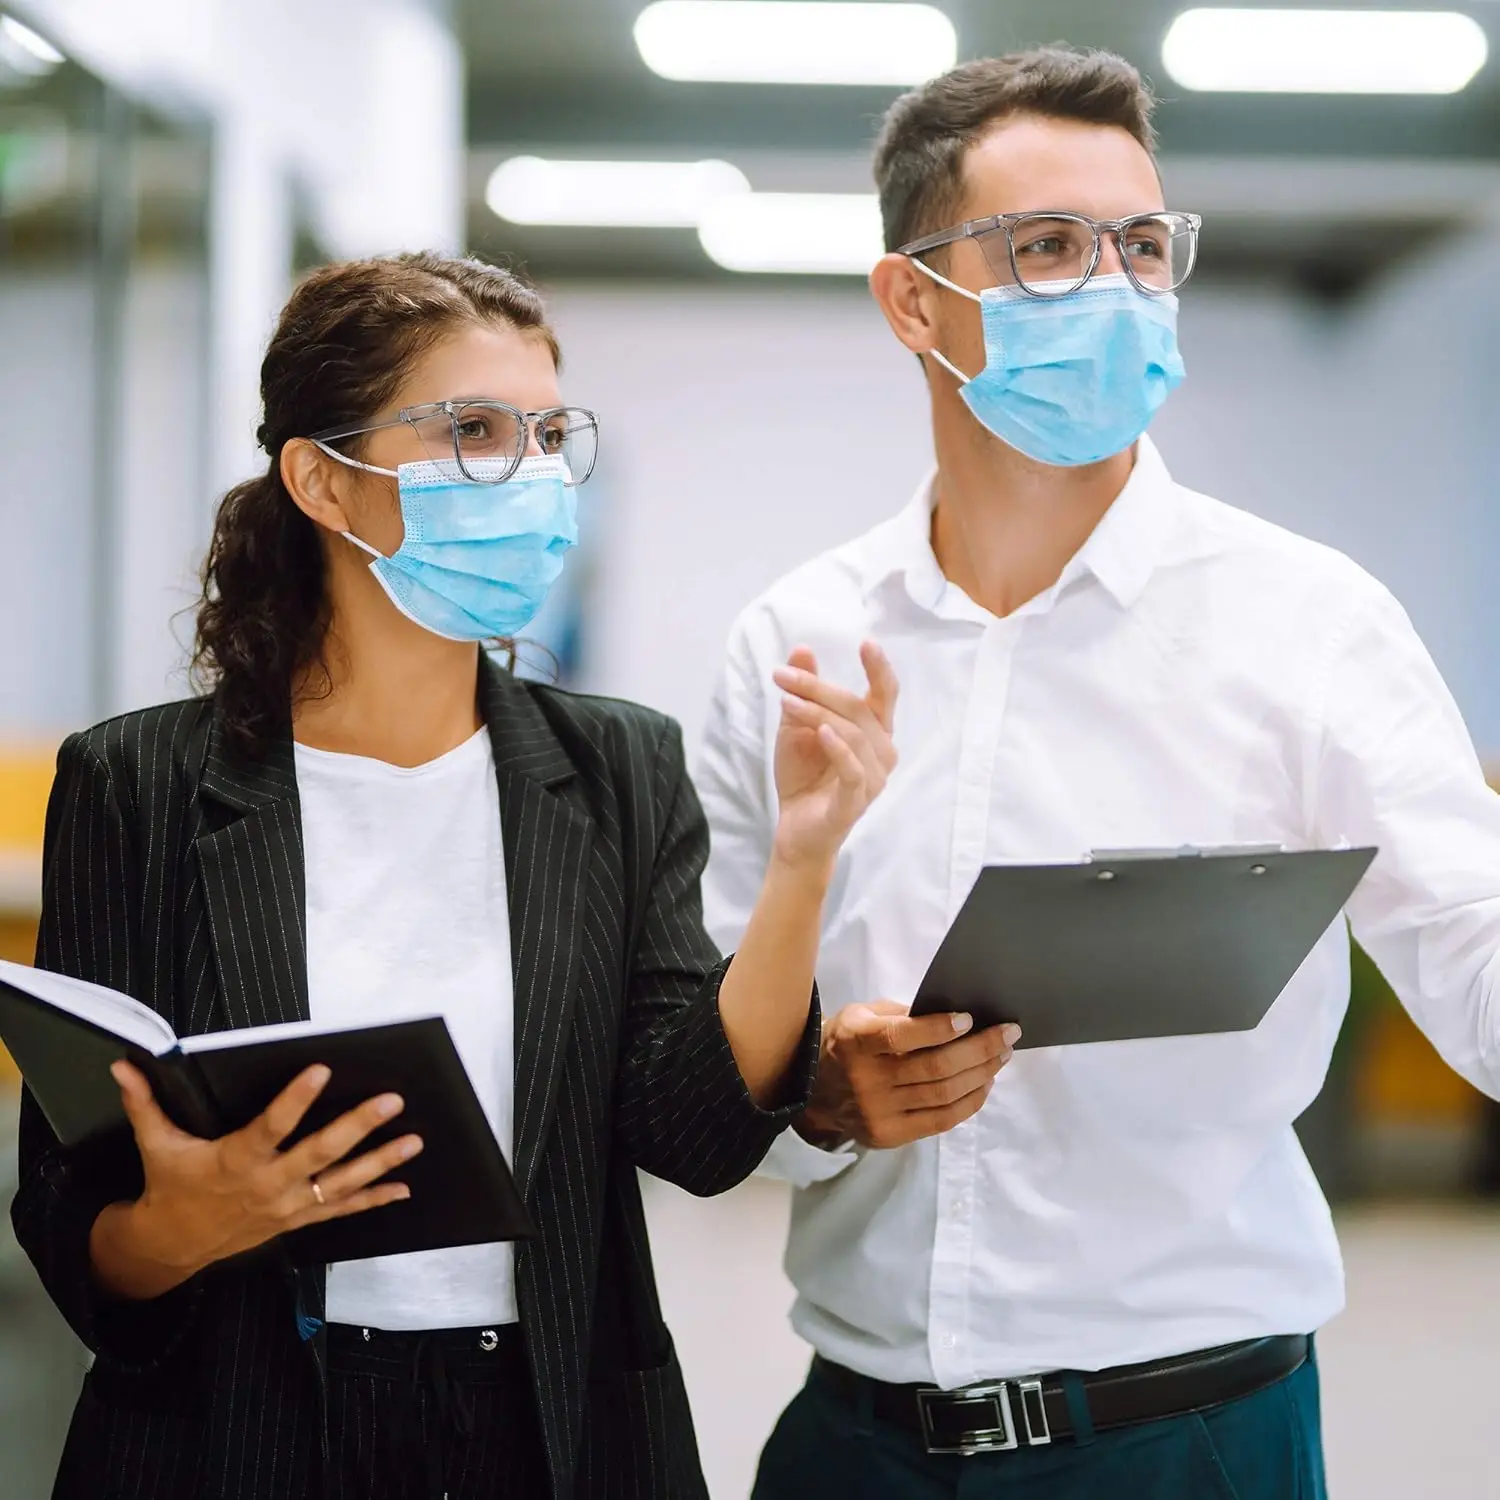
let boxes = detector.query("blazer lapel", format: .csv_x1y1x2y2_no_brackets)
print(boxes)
194,707,310,1034
480,657,593,1201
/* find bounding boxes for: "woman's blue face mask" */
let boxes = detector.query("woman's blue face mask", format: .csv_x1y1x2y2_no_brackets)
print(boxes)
912,261,1187,468
313,445,578,642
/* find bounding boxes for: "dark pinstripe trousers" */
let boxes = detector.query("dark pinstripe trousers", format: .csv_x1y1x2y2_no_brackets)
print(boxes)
325,1324,547,1500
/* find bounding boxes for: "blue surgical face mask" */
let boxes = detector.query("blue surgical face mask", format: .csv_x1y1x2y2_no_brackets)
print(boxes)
913,263,1186,468
313,446,578,642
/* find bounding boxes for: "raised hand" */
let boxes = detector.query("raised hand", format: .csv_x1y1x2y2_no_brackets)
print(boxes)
770,641,899,874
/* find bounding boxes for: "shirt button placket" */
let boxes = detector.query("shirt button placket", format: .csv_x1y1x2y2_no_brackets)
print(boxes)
931,620,1016,1389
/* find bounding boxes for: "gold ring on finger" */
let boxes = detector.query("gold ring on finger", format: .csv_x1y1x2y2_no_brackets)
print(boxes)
310,1178,326,1207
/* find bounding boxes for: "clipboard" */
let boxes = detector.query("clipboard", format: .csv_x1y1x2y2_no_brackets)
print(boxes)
910,846,1377,1048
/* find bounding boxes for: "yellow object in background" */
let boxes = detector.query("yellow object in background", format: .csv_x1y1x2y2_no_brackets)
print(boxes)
0,745,57,1085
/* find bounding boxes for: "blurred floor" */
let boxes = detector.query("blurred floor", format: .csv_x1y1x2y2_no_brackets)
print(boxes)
644,1178,1500,1500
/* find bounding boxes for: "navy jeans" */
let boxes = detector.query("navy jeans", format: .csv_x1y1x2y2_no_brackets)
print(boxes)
753,1344,1327,1500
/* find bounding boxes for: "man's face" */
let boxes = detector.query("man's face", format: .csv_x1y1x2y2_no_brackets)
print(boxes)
924,114,1166,380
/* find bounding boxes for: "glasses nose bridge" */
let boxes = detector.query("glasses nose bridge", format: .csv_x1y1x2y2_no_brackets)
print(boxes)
1093,220,1129,278
519,413,547,460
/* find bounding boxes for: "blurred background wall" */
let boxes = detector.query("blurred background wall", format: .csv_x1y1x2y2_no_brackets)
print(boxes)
4,1,1500,1496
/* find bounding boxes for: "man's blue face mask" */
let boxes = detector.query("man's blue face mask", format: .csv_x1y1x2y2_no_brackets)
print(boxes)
912,260,1187,468
313,446,578,642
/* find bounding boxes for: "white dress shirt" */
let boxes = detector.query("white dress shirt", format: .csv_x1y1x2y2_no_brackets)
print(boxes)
297,729,519,1331
696,436,1500,1388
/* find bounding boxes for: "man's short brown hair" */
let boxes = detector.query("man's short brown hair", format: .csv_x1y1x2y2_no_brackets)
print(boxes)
873,46,1158,253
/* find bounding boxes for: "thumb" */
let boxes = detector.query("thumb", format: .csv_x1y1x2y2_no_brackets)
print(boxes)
112,1060,187,1153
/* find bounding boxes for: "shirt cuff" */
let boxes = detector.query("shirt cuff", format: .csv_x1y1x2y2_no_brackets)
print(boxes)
758,1117,863,1188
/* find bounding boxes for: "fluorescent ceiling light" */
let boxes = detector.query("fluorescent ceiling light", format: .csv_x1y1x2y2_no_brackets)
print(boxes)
487,155,749,228
1162,8,1488,94
698,192,883,275
0,15,65,75
634,1,957,86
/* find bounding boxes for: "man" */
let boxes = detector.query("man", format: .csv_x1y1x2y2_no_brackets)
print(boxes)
696,46,1500,1500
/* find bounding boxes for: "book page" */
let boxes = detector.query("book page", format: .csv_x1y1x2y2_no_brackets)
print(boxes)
180,1013,446,1053
0,958,178,1055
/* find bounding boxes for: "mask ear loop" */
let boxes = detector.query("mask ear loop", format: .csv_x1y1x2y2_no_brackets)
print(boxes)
907,256,980,385
310,437,397,561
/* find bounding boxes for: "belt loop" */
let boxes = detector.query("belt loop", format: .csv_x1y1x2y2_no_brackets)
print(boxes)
1060,1372,1095,1447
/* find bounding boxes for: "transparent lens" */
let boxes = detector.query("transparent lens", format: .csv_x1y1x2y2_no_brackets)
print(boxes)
453,402,526,481
1121,213,1197,294
546,408,599,487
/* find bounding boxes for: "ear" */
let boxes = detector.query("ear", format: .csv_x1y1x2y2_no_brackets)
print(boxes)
869,252,943,358
281,438,358,535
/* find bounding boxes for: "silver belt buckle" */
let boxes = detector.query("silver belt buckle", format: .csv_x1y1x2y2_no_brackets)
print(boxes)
916,1378,1053,1457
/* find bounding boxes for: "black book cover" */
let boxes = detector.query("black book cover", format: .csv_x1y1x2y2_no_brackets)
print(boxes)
0,966,533,1262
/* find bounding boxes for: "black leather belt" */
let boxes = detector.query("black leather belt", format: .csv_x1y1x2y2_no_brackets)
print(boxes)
813,1334,1309,1457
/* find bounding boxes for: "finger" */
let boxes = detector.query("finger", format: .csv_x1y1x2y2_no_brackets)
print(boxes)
785,644,819,677
817,723,867,796
894,1055,1010,1111
317,1181,412,1224
309,1133,423,1203
860,640,900,734
236,1065,333,1160
781,698,888,790
849,1008,979,1056
289,1179,412,1231
279,1091,406,1182
876,1079,996,1147
890,1023,1018,1082
112,1061,192,1152
772,666,878,733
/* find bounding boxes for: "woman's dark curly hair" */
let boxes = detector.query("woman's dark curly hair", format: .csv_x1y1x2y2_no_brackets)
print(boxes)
191,251,560,759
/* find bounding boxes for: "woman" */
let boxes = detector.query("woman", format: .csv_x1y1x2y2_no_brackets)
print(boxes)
12,252,899,1500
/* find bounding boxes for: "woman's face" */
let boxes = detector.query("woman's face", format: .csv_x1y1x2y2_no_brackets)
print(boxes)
336,320,563,557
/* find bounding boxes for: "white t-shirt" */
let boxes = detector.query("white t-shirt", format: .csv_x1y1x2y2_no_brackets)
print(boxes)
295,728,518,1330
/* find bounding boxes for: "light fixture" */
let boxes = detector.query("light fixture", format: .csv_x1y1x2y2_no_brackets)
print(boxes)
0,14,65,76
698,192,884,275
634,1,957,86
1162,8,1489,94
486,155,750,228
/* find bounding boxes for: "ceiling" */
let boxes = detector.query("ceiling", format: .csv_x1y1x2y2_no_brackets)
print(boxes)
457,0,1500,294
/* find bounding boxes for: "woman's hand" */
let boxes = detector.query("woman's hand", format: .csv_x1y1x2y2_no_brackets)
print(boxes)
771,641,899,876
90,1061,422,1301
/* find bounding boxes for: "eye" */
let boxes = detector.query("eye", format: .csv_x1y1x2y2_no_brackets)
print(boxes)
1125,235,1166,261
540,420,568,454
1015,235,1067,259
456,415,491,442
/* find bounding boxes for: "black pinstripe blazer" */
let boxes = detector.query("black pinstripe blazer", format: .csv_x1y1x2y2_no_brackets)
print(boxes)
11,658,818,1500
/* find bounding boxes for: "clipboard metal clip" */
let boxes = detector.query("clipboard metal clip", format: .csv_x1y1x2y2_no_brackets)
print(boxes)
1087,843,1284,862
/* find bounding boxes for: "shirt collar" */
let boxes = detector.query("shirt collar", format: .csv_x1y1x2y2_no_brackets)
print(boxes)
862,435,1179,617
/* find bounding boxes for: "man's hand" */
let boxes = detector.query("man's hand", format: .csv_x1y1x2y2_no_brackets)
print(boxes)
796,1002,1020,1150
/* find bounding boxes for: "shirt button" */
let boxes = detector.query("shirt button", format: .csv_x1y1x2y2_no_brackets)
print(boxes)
942,1334,958,1350
952,1197,970,1218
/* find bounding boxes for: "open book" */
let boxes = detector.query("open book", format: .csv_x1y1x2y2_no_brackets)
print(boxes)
0,958,533,1263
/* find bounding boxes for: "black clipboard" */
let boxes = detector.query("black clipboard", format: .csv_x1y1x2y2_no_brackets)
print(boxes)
910,846,1377,1048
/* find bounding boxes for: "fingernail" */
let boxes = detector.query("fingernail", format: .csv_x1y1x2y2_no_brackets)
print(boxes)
398,1135,423,1159
395,1185,411,1201
308,1065,332,1089
377,1094,404,1119
951,1013,973,1034
1001,1024,1022,1047
109,1061,126,1084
